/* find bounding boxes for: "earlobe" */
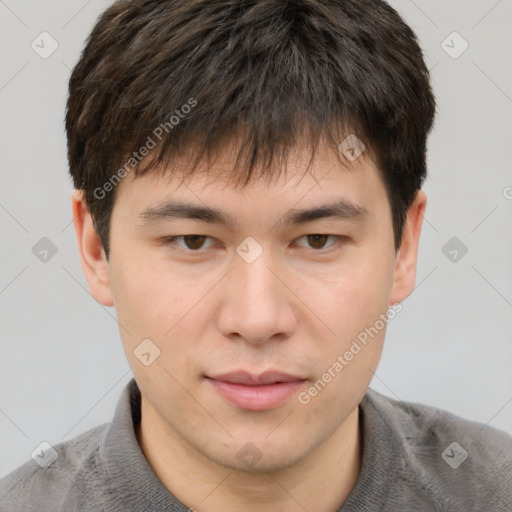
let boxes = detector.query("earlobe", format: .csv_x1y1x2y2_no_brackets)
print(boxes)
390,189,427,304
71,190,114,307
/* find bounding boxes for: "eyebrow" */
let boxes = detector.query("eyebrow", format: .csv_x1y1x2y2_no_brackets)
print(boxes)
138,198,369,230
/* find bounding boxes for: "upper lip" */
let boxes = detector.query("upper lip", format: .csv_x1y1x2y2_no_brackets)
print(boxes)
207,371,306,385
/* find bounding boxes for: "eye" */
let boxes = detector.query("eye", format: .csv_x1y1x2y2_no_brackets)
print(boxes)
162,234,346,254
294,234,344,251
163,235,217,252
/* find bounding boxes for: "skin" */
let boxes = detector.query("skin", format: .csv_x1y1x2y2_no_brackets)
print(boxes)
72,138,426,512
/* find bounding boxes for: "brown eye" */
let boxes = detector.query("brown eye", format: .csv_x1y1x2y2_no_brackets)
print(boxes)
163,235,215,252
306,235,330,249
182,235,207,250
295,234,341,251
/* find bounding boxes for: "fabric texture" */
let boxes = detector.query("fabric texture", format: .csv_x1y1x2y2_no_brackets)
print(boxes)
1,379,511,511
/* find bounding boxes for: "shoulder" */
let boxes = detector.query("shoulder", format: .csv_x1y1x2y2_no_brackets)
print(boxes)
0,423,108,512
363,389,512,510
363,388,512,460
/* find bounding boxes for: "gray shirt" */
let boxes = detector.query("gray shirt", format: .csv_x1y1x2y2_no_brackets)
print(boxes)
1,379,511,511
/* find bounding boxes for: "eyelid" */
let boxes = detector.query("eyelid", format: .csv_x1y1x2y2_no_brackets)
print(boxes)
162,235,218,252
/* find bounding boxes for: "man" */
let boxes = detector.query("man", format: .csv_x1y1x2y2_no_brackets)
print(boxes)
1,0,511,510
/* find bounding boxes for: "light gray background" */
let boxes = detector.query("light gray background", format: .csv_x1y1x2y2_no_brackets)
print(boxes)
1,0,511,478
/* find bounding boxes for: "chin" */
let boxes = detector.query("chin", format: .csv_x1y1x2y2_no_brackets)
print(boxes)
229,449,306,474
201,434,313,475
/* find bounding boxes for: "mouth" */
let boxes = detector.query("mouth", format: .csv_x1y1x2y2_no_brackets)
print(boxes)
205,371,308,411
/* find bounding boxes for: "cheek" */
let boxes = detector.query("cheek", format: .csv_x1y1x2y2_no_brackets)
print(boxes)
112,252,183,331
298,252,394,391
309,259,393,338
108,258,172,373
114,265,212,380
300,270,392,420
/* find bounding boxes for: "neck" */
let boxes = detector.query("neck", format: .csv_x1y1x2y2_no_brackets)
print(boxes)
136,399,361,512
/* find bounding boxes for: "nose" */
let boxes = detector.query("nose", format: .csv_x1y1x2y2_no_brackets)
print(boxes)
216,250,298,344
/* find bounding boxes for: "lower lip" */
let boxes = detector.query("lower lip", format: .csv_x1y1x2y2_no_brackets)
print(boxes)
207,378,306,411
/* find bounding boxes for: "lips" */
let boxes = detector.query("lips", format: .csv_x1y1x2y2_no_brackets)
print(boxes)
206,370,307,411
208,371,304,385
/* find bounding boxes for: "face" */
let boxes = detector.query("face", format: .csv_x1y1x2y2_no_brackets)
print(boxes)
74,139,423,473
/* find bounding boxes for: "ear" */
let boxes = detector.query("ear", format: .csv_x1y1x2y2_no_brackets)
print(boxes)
71,189,114,307
390,189,427,304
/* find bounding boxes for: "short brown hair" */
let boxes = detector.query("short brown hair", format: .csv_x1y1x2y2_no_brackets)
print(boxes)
66,0,436,258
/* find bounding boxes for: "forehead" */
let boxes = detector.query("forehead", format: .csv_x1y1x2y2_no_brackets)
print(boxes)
112,138,387,221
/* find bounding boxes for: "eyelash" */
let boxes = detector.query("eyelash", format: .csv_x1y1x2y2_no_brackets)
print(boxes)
162,234,346,254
